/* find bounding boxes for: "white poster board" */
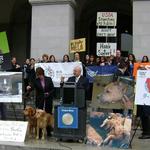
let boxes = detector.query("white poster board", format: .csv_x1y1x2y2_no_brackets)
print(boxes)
35,62,83,87
96,28,117,37
0,121,28,142
135,70,150,105
0,72,22,103
96,43,117,56
96,12,117,26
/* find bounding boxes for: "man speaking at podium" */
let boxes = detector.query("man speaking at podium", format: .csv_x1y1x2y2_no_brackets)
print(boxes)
60,66,89,91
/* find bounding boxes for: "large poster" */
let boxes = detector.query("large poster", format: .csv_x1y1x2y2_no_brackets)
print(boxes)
135,70,150,105
0,72,22,103
87,112,132,149
35,62,83,87
92,75,134,109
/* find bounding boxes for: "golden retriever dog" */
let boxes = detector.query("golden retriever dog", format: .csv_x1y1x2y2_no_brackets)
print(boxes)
35,109,54,140
23,106,37,138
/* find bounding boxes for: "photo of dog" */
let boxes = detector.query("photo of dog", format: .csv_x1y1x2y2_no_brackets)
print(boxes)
100,113,131,145
23,106,37,138
87,112,132,148
92,75,134,109
35,109,54,140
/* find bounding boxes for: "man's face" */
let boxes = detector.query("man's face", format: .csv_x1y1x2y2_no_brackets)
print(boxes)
73,68,81,77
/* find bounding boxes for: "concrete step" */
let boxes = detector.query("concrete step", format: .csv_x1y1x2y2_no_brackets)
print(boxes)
0,138,78,150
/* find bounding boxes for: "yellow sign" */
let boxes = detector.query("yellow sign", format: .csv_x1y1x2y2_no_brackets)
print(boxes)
70,38,86,53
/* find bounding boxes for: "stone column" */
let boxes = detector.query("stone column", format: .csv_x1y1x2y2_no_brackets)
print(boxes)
29,0,76,61
133,0,150,60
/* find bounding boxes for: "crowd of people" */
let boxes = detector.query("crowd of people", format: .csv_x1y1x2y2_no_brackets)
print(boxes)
9,50,149,92
1,50,150,139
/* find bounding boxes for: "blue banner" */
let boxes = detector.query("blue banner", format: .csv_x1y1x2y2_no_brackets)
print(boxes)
58,106,78,129
86,65,117,83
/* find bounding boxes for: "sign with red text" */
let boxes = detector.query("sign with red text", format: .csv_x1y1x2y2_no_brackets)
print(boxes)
135,70,150,106
96,43,117,56
97,12,117,26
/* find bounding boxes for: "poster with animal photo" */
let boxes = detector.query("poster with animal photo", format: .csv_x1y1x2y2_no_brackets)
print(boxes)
91,75,134,109
135,70,150,105
86,112,132,149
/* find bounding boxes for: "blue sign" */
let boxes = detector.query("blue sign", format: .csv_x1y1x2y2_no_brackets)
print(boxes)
58,106,78,129
86,65,117,83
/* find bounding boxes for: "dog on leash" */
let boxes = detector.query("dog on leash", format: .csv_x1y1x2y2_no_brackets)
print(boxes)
23,106,37,138
35,109,54,140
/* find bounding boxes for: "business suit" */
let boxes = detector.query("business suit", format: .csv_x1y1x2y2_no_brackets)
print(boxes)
34,76,54,114
67,75,89,91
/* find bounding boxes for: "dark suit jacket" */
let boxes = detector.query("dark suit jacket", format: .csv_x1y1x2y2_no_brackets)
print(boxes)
67,76,89,91
34,76,54,113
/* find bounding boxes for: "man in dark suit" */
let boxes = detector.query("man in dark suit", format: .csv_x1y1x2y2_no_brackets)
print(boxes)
27,67,54,114
60,66,89,107
61,66,89,91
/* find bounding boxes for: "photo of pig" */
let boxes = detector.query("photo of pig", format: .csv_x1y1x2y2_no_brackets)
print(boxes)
92,76,134,109
87,112,132,149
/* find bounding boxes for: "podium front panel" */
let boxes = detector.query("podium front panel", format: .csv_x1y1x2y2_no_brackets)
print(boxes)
54,106,86,140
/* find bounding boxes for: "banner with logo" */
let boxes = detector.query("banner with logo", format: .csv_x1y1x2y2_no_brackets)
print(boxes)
70,38,86,53
35,62,83,87
86,65,117,83
57,106,78,128
135,70,150,106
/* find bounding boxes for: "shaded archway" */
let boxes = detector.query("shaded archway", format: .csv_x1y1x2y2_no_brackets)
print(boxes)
75,0,132,57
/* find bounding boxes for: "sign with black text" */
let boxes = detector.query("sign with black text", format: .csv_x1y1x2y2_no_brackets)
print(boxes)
96,43,117,56
0,121,28,142
96,12,117,26
96,28,117,37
